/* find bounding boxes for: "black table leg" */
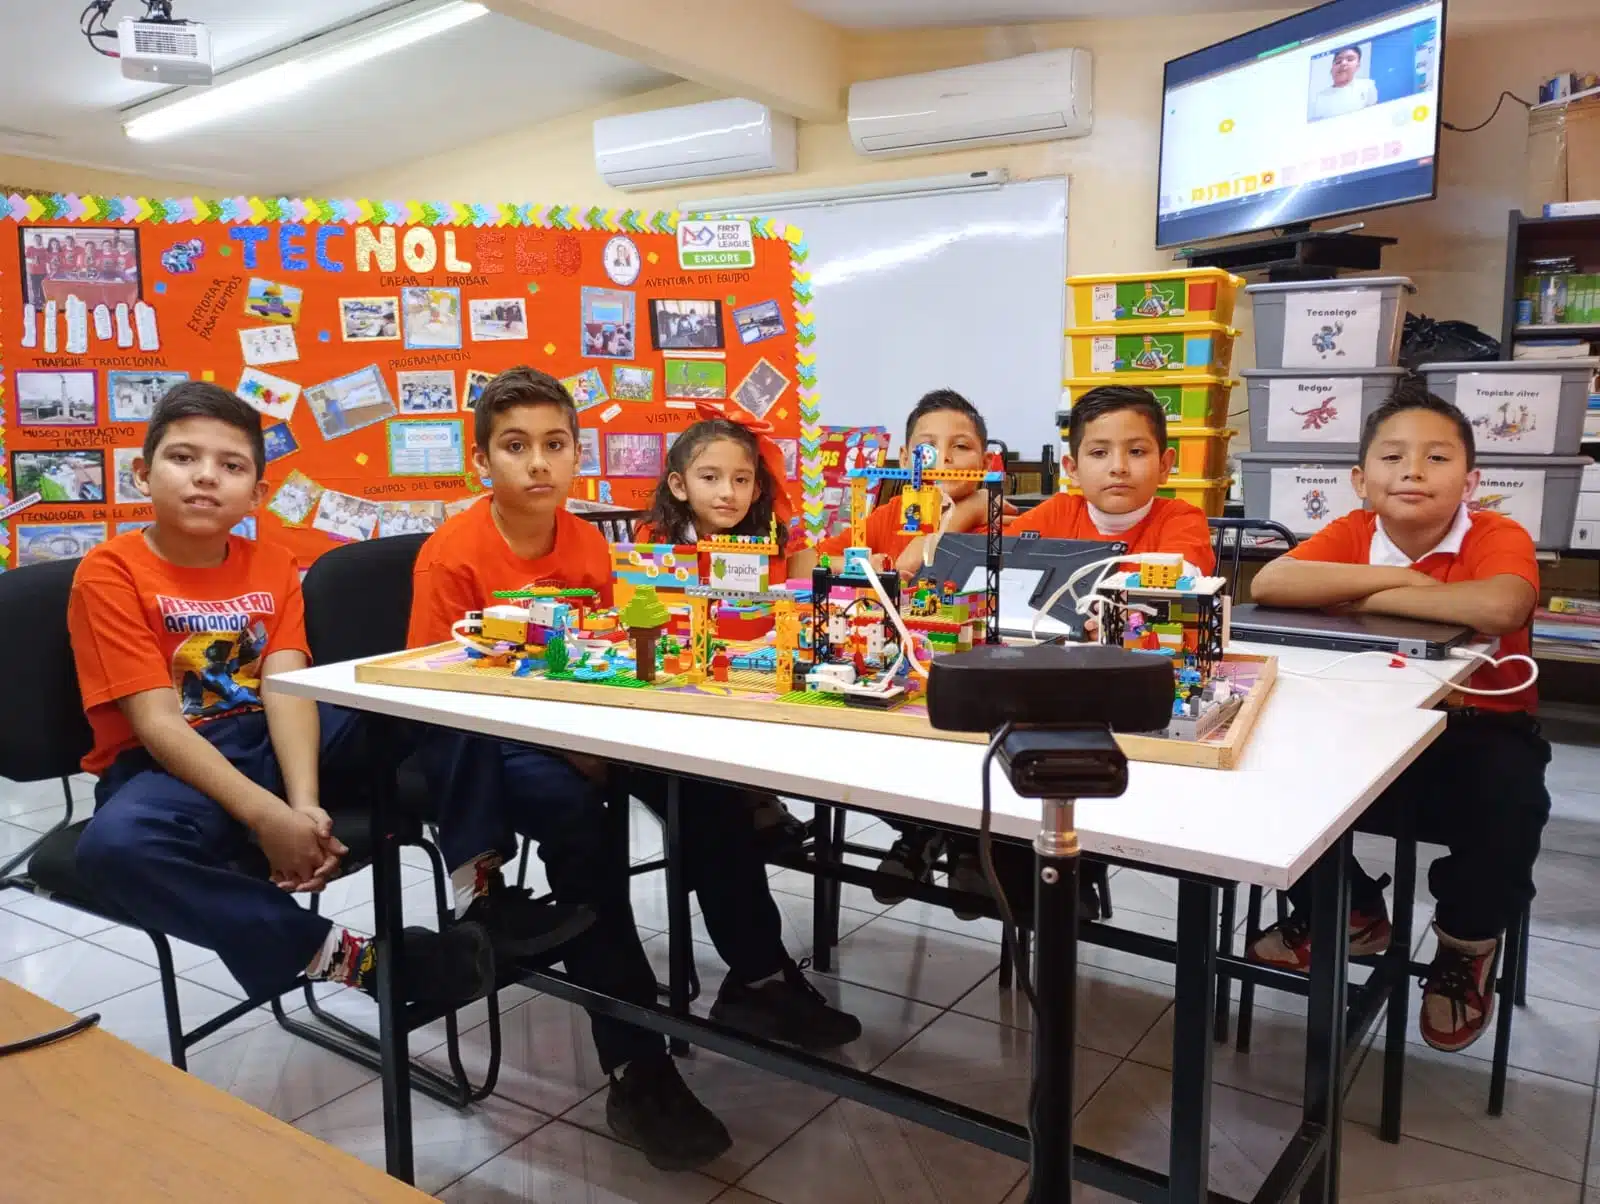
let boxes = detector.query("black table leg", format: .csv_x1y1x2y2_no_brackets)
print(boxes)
1301,835,1351,1204
1381,819,1416,1143
373,808,414,1183
665,774,692,1057
1171,879,1219,1202
1026,798,1079,1204
812,804,836,972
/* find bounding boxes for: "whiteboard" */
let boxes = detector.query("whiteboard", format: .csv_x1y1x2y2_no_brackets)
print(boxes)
737,178,1068,458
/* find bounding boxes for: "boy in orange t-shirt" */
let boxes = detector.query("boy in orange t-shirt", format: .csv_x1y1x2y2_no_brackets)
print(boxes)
408,368,858,1172
1248,386,1548,1054
1010,385,1216,574
68,383,492,1009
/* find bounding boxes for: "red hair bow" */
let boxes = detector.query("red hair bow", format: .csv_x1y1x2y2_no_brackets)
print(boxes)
693,400,795,529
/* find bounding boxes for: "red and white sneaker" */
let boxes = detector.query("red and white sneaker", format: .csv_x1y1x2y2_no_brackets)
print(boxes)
1247,893,1393,971
1420,924,1499,1053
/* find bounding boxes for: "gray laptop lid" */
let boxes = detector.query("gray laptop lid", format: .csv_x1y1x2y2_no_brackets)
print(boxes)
1230,603,1472,659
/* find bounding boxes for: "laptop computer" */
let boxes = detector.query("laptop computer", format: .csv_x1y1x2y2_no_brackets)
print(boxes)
928,533,1127,641
1229,603,1473,660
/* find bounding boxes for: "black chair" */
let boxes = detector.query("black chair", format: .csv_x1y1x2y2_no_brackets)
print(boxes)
292,533,504,1106
0,558,379,1071
583,508,650,544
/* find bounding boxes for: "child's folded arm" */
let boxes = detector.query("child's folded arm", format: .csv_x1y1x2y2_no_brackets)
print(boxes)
1249,558,1439,608
1353,574,1537,636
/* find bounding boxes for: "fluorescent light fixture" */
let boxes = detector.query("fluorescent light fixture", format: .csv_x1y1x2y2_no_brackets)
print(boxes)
124,2,488,141
681,169,1011,217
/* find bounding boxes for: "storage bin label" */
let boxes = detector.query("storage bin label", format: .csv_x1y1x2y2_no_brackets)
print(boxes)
1266,377,1362,444
1093,279,1185,322
1280,290,1383,368
1268,466,1361,535
1471,469,1546,542
1456,373,1561,455
1091,332,1184,374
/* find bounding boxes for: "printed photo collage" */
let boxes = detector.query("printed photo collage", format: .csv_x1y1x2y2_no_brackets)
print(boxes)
4,225,798,567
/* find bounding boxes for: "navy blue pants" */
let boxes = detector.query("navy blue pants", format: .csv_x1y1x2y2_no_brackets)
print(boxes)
418,728,786,1072
74,706,370,1001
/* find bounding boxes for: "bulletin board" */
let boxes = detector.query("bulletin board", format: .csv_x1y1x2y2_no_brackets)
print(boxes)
0,194,823,570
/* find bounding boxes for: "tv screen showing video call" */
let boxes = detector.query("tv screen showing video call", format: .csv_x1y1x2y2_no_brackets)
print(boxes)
1156,0,1445,248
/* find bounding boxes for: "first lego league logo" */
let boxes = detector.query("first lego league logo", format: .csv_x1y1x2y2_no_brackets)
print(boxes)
678,220,755,270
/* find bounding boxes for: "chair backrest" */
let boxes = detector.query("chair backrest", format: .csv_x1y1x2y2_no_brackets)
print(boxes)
0,559,94,782
302,535,428,663
1207,517,1299,597
579,509,649,545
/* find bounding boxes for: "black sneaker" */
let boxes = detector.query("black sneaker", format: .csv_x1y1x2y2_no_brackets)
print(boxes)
605,1052,732,1171
709,958,863,1050
462,875,595,963
354,924,495,1006
948,850,994,922
751,795,810,853
873,828,945,905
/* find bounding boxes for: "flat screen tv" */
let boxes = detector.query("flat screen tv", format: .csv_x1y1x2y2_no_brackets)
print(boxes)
1156,0,1446,249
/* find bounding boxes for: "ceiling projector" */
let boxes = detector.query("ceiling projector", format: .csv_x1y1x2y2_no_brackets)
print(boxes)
117,14,213,85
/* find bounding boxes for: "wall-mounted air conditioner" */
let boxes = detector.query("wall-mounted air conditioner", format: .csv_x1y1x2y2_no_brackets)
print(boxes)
594,98,798,191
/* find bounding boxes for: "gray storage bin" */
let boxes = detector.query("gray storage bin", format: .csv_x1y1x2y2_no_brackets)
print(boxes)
1419,359,1598,457
1243,367,1409,454
1239,449,1594,548
1247,276,1415,370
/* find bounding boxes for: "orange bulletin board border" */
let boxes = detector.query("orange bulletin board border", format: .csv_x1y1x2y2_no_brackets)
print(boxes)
0,196,821,569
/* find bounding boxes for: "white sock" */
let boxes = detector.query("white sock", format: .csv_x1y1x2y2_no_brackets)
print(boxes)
451,851,503,917
306,926,344,977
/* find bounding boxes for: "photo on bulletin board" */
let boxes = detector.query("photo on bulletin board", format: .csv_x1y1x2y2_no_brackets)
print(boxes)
11,449,105,503
563,367,609,411
776,437,799,480
263,422,299,463
340,296,400,342
233,515,257,540
268,469,324,527
15,521,106,567
244,278,303,325
578,427,602,476
112,447,142,504
236,367,301,421
239,325,299,367
378,500,444,538
18,226,140,308
649,299,724,352
116,521,151,536
611,365,654,402
313,490,380,542
387,419,465,477
733,357,790,420
664,357,726,400
16,370,97,427
304,365,395,440
464,369,493,410
605,432,663,478
396,369,459,414
581,287,636,360
468,297,529,342
401,286,462,350
733,300,785,345
107,370,188,423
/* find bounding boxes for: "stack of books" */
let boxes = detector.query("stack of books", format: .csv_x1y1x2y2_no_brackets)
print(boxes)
1533,596,1600,663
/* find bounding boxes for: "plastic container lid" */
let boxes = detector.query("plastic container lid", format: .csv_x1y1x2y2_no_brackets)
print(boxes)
1244,276,1416,295
1418,358,1598,372
1063,372,1236,388
1065,318,1240,337
1068,267,1243,286
1239,366,1410,379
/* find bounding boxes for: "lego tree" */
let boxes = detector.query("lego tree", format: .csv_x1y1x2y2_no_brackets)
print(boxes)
545,632,569,675
620,584,671,684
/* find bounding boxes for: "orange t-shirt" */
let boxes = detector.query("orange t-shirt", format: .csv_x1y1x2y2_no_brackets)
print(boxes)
68,531,310,775
408,501,614,647
814,496,986,567
1007,494,1217,576
1286,509,1539,712
632,520,791,583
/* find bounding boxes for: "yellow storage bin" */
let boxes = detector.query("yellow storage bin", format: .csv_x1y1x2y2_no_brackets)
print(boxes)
1062,373,1234,427
1159,476,1232,517
1066,319,1239,380
1167,427,1234,479
1067,267,1243,327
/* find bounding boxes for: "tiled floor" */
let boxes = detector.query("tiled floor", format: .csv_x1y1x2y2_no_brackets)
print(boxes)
4,735,1600,1203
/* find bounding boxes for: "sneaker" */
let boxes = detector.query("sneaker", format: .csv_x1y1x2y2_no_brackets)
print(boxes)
709,958,863,1050
354,924,495,1006
949,851,994,922
1420,924,1499,1053
751,795,810,853
873,829,945,905
606,1052,732,1171
463,875,595,963
1246,892,1393,972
